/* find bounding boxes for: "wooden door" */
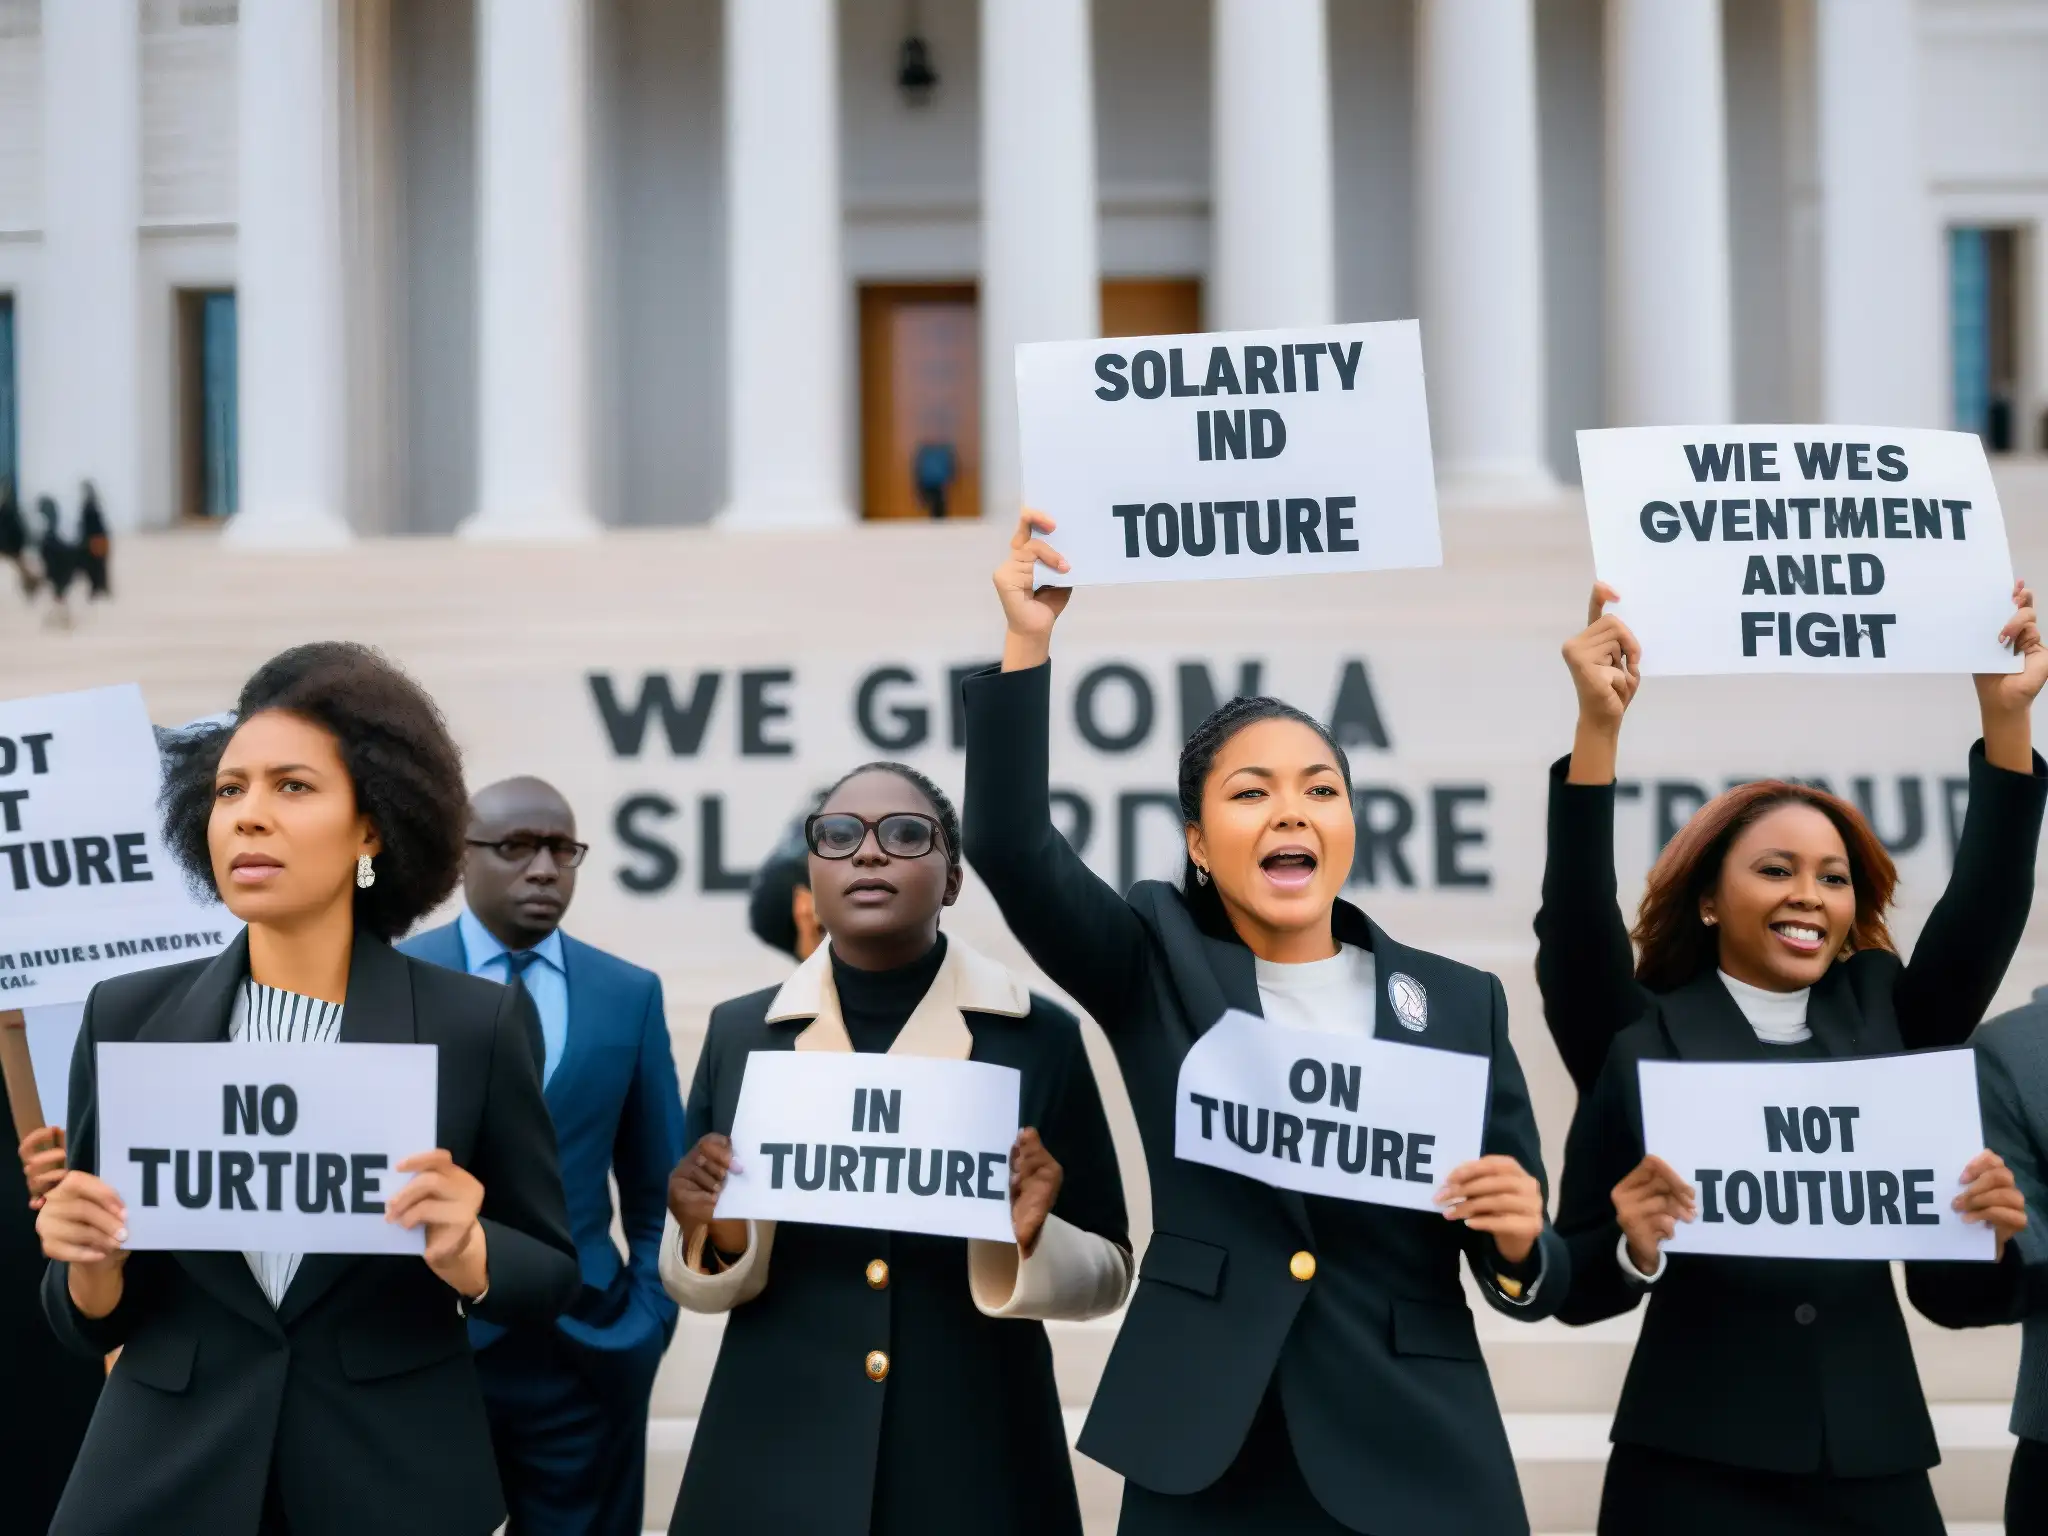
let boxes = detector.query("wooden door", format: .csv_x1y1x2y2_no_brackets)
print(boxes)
1102,277,1202,338
860,285,981,521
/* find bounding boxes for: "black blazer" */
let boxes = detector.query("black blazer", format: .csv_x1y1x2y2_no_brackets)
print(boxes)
1556,972,2028,1477
42,932,579,1536
1544,744,2045,1479
673,972,1128,1536
1535,742,2048,1095
963,662,1567,1536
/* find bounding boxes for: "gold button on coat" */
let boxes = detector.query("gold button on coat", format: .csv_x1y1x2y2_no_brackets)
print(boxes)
1289,1250,1316,1282
865,1350,890,1382
866,1259,889,1290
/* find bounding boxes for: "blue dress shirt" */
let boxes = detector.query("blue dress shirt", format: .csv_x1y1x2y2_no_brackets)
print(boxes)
458,907,569,1088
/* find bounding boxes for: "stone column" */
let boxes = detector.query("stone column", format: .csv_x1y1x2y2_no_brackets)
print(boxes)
1815,0,1941,426
1414,0,1555,501
36,0,141,531
716,0,853,527
982,0,1100,520
465,0,598,538
1605,0,1734,425
1210,0,1336,330
231,0,353,546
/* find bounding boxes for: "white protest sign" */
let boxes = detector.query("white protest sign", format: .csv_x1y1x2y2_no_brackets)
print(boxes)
1174,1010,1490,1211
26,1001,86,1136
715,1051,1020,1242
1016,320,1441,587
0,685,235,1007
1578,426,2017,676
1639,1050,1992,1262
99,1041,437,1255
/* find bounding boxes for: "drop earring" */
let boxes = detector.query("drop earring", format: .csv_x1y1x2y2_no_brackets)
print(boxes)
1195,866,1210,886
356,853,376,889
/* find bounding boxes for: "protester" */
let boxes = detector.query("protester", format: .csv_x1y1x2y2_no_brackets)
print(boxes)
1545,584,2047,1535
1956,985,2048,1534
1539,579,2048,1093
5,1134,99,1534
959,510,1563,1536
661,760,1131,1536
746,796,826,961
35,642,577,1536
402,775,686,1536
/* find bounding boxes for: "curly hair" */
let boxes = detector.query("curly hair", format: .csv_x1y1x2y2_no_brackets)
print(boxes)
159,642,467,941
1632,780,1898,992
1177,695,1353,936
819,761,962,872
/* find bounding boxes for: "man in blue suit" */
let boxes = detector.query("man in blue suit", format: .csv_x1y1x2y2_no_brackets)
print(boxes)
403,776,686,1536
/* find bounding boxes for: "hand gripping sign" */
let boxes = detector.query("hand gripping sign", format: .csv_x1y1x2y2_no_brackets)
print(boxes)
715,1051,1022,1242
1637,1050,1994,1262
1578,426,2017,676
1173,1010,1489,1211
1016,321,1442,588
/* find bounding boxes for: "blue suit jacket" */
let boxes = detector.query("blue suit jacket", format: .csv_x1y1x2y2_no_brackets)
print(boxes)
400,922,685,1368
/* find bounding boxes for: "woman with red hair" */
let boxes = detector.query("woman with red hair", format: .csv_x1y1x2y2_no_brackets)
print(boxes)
1544,581,2048,1535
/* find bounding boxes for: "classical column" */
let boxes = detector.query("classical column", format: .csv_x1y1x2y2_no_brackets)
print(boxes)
465,0,597,538
1815,0,1941,427
231,0,352,546
1414,0,1555,502
1210,0,1335,330
716,0,852,528
37,0,141,531
1605,0,1733,425
982,0,1099,521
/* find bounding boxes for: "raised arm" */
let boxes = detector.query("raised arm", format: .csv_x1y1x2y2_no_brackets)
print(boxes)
961,510,1149,1028
1894,582,2048,1048
1535,584,1653,1093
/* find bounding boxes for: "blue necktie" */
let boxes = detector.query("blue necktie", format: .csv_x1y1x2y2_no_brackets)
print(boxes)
505,951,545,1076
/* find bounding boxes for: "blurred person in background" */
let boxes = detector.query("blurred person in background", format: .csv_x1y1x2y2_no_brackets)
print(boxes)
747,796,827,962
403,776,685,1536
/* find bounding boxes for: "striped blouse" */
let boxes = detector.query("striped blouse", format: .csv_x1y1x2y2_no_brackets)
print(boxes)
227,979,345,1307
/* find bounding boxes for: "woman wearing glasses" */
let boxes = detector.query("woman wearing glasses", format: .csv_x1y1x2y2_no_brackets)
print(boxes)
659,761,1133,1536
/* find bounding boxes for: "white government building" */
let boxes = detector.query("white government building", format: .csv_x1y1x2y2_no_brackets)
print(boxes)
0,0,2042,543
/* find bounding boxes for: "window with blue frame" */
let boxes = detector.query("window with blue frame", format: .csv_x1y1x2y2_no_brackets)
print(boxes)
1948,226,2019,452
0,294,16,496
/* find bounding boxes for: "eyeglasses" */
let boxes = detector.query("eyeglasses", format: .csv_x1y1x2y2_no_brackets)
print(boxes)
466,836,589,868
804,812,945,861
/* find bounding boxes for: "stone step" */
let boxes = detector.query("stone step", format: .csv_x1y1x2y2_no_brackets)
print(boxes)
638,1401,2018,1534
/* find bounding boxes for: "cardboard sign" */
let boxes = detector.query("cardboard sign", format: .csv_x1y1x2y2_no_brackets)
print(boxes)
1173,1010,1490,1211
1638,1050,1993,1262
98,1041,437,1255
0,686,235,1007
1015,321,1442,587
1578,426,2017,676
715,1051,1021,1242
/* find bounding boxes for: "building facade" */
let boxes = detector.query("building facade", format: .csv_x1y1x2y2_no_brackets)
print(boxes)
0,0,2042,541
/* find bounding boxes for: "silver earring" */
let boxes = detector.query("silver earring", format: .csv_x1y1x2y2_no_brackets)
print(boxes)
1702,914,1716,926
356,853,376,889
1195,866,1210,886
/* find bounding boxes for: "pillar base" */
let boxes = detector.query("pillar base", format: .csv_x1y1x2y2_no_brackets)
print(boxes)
712,500,857,531
458,505,602,542
221,506,354,550
1434,464,1564,510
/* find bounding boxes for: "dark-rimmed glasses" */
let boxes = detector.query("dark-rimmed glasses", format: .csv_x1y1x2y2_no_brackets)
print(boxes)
466,836,589,868
804,812,944,861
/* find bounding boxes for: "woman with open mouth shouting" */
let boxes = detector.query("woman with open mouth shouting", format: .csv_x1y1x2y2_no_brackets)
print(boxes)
657,760,1132,1536
959,509,1565,1536
1544,580,2047,1535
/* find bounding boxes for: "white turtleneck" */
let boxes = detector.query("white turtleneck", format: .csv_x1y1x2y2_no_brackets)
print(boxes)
1621,970,1815,1285
1716,969,1813,1045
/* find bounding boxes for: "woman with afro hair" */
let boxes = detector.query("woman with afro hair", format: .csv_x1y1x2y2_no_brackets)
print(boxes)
35,642,578,1536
